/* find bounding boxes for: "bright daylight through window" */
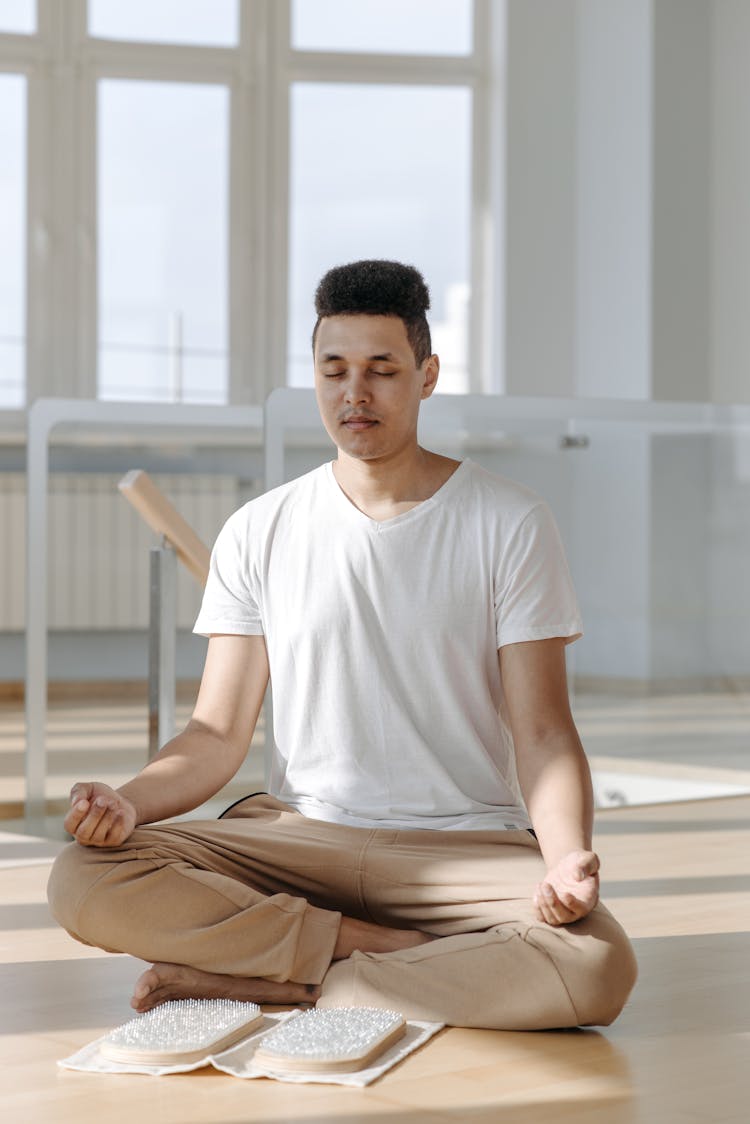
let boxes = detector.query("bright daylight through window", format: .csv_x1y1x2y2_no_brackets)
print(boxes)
88,0,238,47
97,80,229,405
287,82,472,391
291,0,473,55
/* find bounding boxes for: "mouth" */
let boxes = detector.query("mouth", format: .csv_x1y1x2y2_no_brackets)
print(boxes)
342,416,379,431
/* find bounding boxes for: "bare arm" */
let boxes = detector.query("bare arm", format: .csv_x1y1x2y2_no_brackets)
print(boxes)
499,637,599,924
65,634,269,846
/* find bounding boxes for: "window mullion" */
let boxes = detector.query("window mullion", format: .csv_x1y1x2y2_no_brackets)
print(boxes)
266,0,291,401
76,60,97,399
287,51,479,86
247,0,291,403
0,35,45,66
229,0,262,404
30,0,92,399
80,38,238,76
25,56,51,403
470,0,493,394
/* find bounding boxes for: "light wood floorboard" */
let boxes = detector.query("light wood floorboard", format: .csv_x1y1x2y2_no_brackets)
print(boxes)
1,794,748,1123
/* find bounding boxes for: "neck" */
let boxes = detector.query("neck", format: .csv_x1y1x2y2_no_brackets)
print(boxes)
333,445,431,505
332,446,461,521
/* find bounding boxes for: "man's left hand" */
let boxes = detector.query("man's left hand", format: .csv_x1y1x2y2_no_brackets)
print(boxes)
533,850,600,926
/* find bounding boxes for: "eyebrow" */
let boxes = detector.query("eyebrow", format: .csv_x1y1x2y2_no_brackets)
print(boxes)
319,351,399,362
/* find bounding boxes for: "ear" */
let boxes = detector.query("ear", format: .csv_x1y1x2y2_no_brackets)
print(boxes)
420,354,440,399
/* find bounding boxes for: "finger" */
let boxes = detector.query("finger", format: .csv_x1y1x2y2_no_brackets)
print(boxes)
103,816,130,848
534,882,574,924
73,798,113,843
64,798,91,835
87,805,123,845
538,897,568,925
69,782,95,808
532,887,546,922
559,891,586,912
101,809,134,847
537,884,560,923
87,798,124,840
560,882,600,918
576,852,600,880
540,885,577,926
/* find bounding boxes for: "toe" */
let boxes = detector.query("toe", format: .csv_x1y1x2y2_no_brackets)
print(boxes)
131,964,164,1008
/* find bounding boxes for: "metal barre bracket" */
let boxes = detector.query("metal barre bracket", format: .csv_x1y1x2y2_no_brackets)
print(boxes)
148,541,177,759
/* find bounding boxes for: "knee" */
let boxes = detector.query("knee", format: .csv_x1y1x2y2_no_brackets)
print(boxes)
47,841,109,941
567,910,639,1027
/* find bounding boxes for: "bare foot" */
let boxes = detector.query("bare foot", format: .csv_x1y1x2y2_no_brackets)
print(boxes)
333,916,437,960
131,962,321,1013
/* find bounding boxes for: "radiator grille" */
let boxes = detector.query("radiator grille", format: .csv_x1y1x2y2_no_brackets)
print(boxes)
0,474,238,630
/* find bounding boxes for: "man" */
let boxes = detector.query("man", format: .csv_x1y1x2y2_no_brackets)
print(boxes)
48,260,637,1029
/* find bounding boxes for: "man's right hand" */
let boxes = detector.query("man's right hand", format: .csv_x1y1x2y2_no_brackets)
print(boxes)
64,782,137,848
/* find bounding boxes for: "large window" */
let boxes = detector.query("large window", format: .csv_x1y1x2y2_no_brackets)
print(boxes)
0,1,488,407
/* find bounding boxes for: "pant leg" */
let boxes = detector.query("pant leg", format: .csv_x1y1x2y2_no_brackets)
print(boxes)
317,826,638,1030
48,799,637,1027
47,795,356,984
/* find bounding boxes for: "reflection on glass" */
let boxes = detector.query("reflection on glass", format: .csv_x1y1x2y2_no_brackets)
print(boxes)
98,80,229,404
291,0,472,56
0,0,35,34
288,83,472,390
89,0,238,47
0,74,25,408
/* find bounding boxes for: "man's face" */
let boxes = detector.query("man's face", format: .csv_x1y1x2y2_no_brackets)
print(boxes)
313,314,439,463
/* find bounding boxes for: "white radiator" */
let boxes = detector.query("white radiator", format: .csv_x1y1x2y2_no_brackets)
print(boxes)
0,473,239,631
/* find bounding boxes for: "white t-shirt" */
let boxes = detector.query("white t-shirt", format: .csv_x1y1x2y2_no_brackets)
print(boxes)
194,459,582,832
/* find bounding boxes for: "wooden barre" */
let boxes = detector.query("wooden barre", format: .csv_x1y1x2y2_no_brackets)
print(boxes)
118,469,211,586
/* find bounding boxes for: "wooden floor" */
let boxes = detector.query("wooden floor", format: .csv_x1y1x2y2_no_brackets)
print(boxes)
2,686,749,822
2,792,748,1123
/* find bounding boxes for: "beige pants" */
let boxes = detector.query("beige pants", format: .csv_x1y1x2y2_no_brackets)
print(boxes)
47,794,637,1030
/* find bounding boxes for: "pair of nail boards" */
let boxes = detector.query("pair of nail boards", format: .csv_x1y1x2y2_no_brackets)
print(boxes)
100,999,406,1074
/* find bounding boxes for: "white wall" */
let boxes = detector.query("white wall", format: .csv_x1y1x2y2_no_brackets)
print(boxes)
575,0,652,400
504,0,750,406
711,1,750,404
504,0,577,397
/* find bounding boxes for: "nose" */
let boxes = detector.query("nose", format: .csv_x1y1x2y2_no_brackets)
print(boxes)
344,369,370,405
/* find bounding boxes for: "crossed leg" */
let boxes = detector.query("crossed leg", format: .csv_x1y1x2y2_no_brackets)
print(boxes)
47,794,637,1028
131,910,435,1013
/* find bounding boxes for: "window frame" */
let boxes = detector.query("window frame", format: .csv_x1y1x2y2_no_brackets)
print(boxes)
0,0,499,407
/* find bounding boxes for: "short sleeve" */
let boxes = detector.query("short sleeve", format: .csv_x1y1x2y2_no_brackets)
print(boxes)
193,508,264,637
494,502,583,649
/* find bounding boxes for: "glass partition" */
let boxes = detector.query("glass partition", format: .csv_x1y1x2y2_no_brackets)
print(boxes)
264,390,750,809
455,419,750,808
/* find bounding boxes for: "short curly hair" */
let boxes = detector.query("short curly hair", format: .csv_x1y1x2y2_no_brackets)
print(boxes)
311,260,432,366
